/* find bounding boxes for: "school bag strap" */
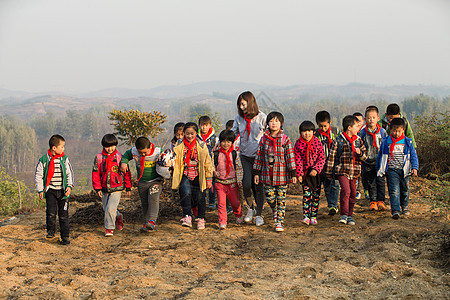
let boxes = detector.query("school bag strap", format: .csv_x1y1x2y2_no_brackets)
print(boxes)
213,149,237,169
96,152,122,169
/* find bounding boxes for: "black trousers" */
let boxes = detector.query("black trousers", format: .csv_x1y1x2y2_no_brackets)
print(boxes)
45,188,70,238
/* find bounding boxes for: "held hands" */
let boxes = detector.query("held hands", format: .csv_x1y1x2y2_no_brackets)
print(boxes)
65,187,71,197
213,171,220,178
126,191,131,197
207,181,212,189
355,148,361,155
237,181,243,189
254,175,259,185
309,169,318,177
120,163,128,173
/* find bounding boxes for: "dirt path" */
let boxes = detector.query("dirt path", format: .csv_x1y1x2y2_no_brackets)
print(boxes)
0,178,449,299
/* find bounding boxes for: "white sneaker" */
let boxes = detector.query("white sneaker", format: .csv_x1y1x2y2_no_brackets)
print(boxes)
255,215,264,226
244,207,254,223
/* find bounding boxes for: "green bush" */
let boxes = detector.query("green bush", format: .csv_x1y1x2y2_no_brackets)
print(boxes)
0,167,43,216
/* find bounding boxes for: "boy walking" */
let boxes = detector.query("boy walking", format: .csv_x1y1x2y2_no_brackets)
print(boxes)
379,103,416,148
325,116,367,225
314,110,340,215
35,134,74,245
376,118,418,219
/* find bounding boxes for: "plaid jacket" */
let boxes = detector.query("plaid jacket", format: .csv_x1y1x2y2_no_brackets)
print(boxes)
253,130,297,186
324,133,367,180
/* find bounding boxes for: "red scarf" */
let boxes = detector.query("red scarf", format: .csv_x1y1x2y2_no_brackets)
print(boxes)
45,149,65,188
300,136,314,164
102,149,118,176
318,128,333,148
365,124,381,150
389,134,405,161
138,144,155,181
200,127,213,142
219,145,234,177
243,114,252,140
264,131,281,157
183,137,196,168
342,132,358,167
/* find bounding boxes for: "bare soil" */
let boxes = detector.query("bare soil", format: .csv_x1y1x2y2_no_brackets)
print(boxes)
0,178,449,299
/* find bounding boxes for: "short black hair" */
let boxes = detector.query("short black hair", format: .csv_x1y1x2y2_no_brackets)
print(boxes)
198,116,211,126
225,120,234,130
390,117,406,130
316,111,331,124
365,105,379,116
353,112,363,118
135,136,151,150
173,122,185,134
299,121,315,133
184,122,199,133
219,130,236,142
386,103,401,115
101,134,118,147
49,134,65,148
342,115,358,131
266,111,284,128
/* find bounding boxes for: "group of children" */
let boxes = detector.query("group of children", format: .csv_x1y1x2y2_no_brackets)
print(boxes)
35,92,419,244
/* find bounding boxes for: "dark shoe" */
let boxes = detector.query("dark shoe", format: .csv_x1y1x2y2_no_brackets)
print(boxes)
46,232,55,239
60,238,70,245
392,212,400,220
328,207,338,216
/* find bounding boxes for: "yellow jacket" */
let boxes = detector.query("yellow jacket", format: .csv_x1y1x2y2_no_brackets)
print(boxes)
172,139,213,192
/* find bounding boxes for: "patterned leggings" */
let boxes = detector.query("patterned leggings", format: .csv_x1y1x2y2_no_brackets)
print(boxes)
303,185,320,219
265,184,288,224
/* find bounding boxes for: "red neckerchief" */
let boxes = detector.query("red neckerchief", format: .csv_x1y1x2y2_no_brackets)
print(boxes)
243,114,252,140
138,144,155,181
102,149,118,176
200,127,213,142
264,131,281,158
46,149,65,188
342,132,358,167
318,128,332,148
300,136,314,164
365,124,381,150
183,137,196,168
389,134,405,162
219,145,234,177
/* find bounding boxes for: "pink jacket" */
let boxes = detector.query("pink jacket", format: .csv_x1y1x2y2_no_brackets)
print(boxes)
294,136,326,177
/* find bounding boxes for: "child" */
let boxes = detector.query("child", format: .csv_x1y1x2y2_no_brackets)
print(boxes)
314,111,340,216
92,134,132,237
376,118,418,219
35,134,74,245
172,122,213,229
294,121,325,225
379,103,416,148
325,115,367,225
212,130,244,229
120,137,163,232
253,112,297,232
353,112,366,200
359,106,387,211
198,115,218,209
170,122,185,151
226,119,240,151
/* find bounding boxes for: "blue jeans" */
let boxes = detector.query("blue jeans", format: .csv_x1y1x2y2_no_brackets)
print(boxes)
386,168,410,214
323,177,340,208
179,175,205,219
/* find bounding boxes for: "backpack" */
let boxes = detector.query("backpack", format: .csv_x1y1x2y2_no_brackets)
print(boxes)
213,150,238,170
96,152,125,186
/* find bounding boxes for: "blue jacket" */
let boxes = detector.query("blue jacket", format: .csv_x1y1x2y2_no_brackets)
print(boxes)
359,126,387,164
376,136,419,178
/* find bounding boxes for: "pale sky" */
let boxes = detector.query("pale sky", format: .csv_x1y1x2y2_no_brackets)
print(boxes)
0,0,449,93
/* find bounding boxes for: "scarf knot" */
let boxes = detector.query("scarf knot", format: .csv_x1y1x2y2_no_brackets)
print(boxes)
318,128,333,148
365,124,381,150
138,143,155,181
243,114,252,141
299,136,314,165
342,132,358,167
183,138,196,168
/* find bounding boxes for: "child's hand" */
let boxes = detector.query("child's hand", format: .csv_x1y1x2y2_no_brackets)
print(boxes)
254,175,259,185
65,187,71,197
214,171,220,178
97,190,103,198
292,177,297,184
297,176,303,183
207,181,212,189
355,148,361,155
412,169,418,177
120,163,128,173
39,192,44,201
126,191,131,197
309,169,318,177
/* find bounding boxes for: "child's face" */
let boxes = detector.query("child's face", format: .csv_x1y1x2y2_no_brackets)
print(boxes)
355,116,364,130
390,126,405,139
137,147,152,156
347,122,360,136
175,129,184,140
317,121,330,132
301,130,314,142
239,100,248,114
365,111,380,129
220,140,232,151
184,127,197,143
104,145,116,154
52,141,65,155
268,117,281,133
200,123,212,134
387,114,400,123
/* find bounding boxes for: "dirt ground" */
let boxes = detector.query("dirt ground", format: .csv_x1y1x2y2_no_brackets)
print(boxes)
0,178,449,299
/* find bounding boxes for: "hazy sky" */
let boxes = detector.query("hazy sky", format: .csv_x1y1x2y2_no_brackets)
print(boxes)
0,0,449,93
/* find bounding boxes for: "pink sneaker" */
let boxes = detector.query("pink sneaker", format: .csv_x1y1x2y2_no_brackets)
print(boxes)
105,229,114,237
301,217,310,226
197,218,206,230
115,214,124,231
180,215,192,227
310,217,318,225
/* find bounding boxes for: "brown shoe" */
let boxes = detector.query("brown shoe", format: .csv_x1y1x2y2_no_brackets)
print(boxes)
377,201,386,211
